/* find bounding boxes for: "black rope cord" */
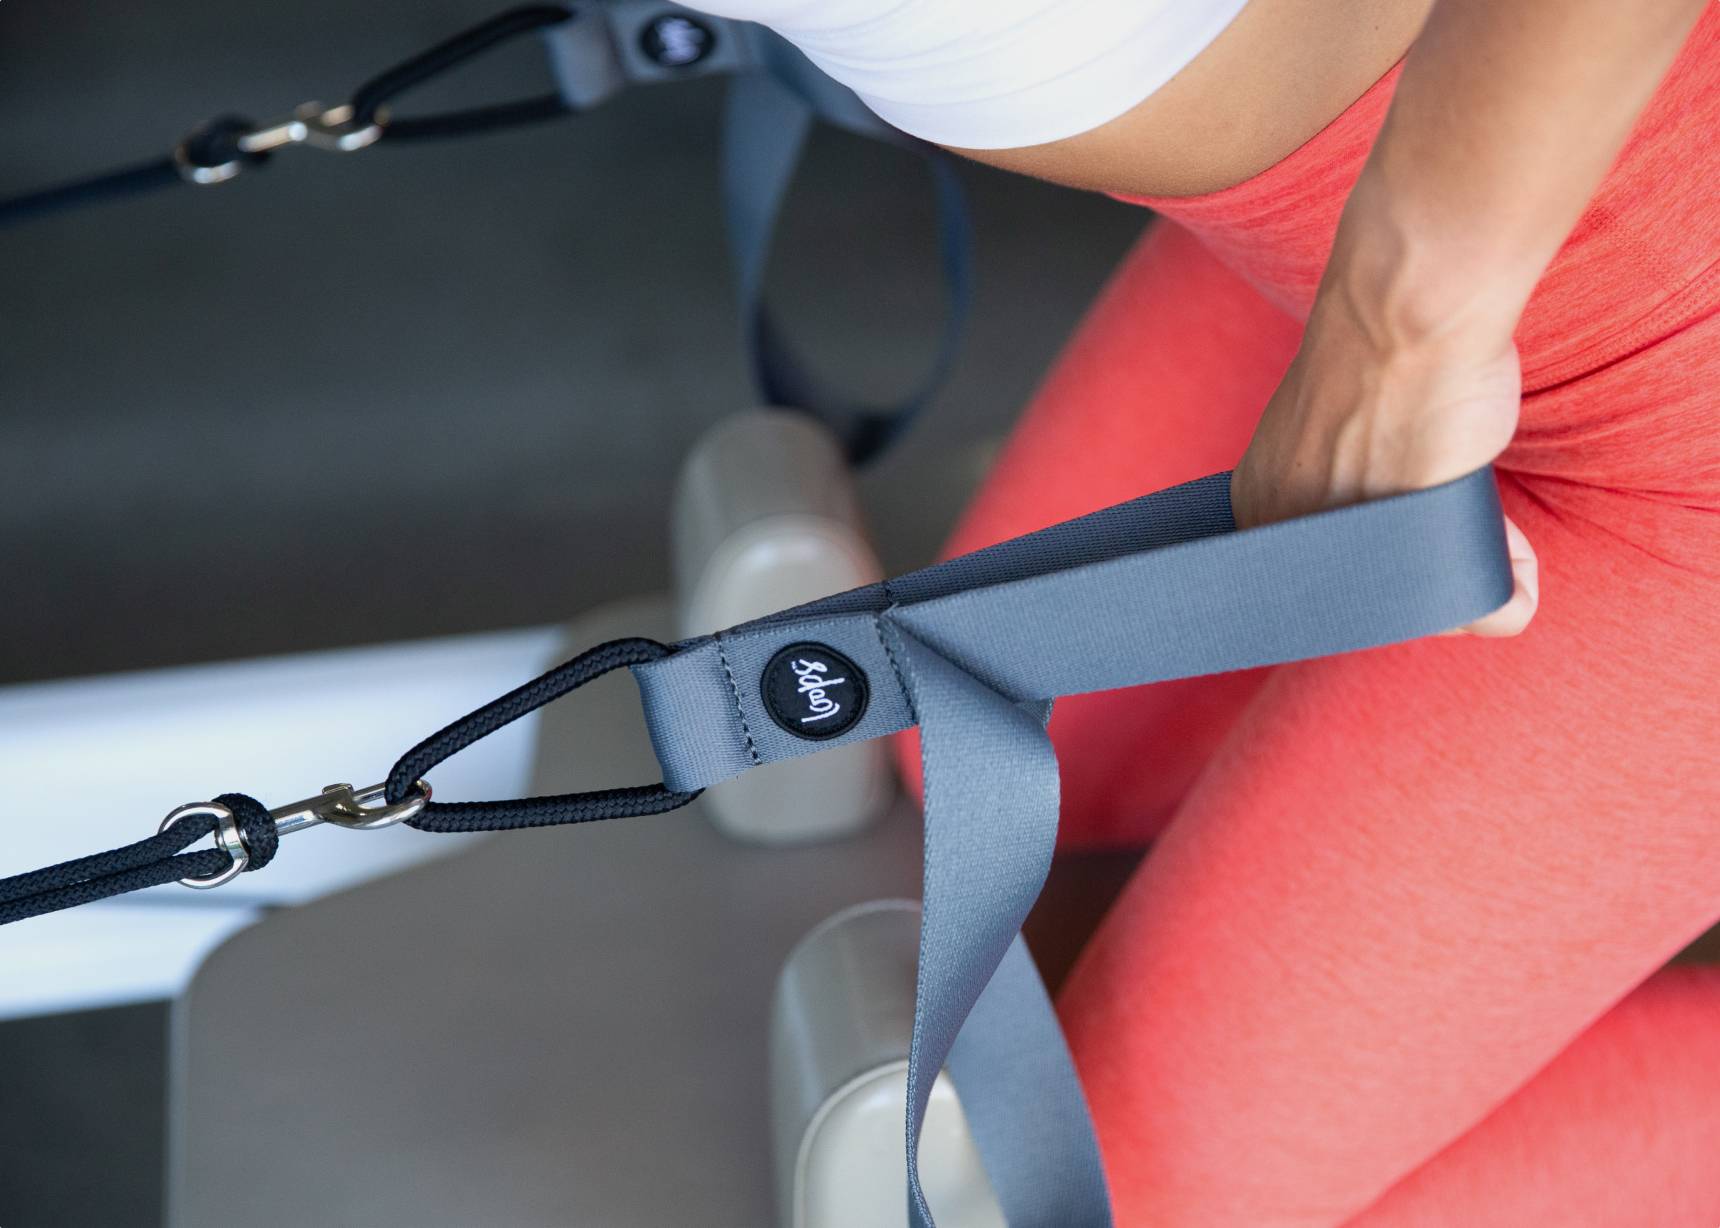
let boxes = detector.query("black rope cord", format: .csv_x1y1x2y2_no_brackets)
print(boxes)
0,792,277,926
374,95,571,143
389,637,701,834
349,4,575,140
0,116,268,229
0,638,700,924
0,5,578,228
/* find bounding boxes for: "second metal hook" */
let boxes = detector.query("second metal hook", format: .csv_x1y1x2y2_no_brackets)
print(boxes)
269,780,431,837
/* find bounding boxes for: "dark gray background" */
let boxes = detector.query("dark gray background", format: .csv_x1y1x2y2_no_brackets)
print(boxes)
0,0,1143,686
0,2,1144,1224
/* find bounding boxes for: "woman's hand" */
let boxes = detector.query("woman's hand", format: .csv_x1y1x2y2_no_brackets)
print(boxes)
1229,255,1538,637
1229,0,1708,639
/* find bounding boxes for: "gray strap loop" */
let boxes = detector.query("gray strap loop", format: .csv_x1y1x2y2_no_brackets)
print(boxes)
632,465,1513,1224
555,3,981,465
720,29,974,465
553,4,978,466
946,939,1112,1225
885,626,1111,1226
635,467,1513,793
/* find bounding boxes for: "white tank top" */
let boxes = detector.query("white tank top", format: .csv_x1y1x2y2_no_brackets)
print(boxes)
681,0,1251,149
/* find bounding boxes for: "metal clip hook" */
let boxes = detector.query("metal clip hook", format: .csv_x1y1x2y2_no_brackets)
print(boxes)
238,102,387,156
160,778,430,890
173,103,386,186
268,779,431,836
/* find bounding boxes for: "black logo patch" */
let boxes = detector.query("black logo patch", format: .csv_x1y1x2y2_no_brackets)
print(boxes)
761,643,868,740
639,14,717,68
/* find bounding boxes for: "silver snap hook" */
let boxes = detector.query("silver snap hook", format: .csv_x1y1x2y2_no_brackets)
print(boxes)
157,779,430,892
237,102,387,156
267,779,431,837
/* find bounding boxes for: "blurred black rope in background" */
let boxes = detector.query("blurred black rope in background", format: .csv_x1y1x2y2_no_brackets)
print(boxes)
0,5,581,227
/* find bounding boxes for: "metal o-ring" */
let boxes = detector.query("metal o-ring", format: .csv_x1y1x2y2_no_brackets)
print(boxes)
171,143,243,186
158,802,249,889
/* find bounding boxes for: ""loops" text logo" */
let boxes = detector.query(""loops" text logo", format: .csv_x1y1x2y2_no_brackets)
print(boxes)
790,657,846,724
761,642,870,741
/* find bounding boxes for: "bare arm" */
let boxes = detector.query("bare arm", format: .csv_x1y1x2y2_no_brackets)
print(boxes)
1335,0,1707,348
1232,0,1709,634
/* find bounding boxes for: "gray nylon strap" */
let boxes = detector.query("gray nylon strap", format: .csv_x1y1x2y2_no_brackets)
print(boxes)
888,626,1110,1225
635,467,1512,793
551,5,974,464
631,465,1513,1225
721,69,816,332
946,938,1109,1225
720,28,973,464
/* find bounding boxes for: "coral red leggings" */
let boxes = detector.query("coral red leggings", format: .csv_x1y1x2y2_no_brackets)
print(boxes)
911,14,1720,1226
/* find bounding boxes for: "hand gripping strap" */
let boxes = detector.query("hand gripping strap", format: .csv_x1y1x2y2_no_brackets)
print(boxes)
630,466,1513,1225
633,467,1512,793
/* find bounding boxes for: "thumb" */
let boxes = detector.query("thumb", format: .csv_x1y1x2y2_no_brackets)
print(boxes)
1455,515,1538,637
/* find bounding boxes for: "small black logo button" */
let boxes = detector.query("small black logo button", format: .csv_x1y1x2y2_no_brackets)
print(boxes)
640,14,717,68
761,643,868,741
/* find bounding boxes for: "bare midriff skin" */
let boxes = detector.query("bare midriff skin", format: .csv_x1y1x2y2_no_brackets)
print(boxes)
951,0,1439,197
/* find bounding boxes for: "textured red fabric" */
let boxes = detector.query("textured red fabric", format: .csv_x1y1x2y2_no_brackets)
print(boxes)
903,10,1720,1225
